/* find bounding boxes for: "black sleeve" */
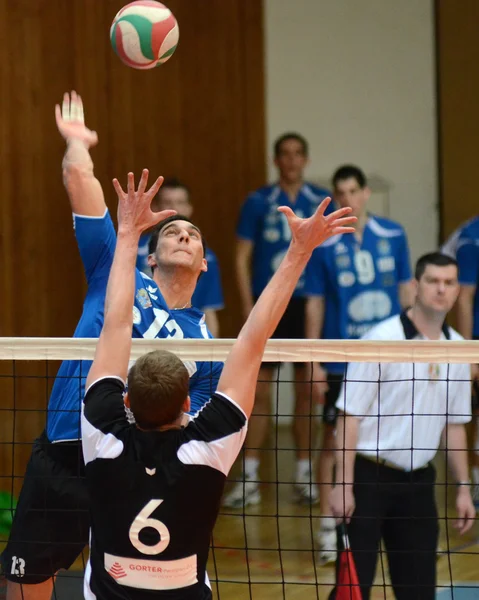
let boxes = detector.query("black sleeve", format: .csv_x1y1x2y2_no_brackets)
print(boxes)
177,392,248,476
81,377,130,466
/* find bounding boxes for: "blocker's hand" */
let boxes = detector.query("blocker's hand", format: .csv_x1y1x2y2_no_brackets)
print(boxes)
113,169,176,236
55,91,98,148
278,198,356,255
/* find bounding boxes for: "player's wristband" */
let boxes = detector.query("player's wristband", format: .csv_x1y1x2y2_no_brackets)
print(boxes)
455,480,471,488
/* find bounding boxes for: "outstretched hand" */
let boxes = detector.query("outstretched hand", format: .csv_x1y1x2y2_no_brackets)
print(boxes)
113,169,176,237
278,198,356,254
55,91,98,148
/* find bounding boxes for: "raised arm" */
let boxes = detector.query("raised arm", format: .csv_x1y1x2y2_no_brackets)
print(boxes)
55,91,105,216
217,200,356,417
86,171,175,389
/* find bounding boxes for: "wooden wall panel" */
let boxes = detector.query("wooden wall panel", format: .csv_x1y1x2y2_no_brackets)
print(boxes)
436,0,479,240
0,0,265,483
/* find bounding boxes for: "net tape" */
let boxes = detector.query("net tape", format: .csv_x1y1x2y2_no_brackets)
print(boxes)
0,337,478,363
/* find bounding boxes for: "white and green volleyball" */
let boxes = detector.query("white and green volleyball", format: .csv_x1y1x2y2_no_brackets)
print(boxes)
110,1,179,70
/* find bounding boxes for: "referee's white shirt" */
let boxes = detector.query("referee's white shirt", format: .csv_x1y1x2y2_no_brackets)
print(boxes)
336,312,472,471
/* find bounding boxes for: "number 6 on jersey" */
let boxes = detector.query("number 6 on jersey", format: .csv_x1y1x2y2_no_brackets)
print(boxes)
129,499,170,556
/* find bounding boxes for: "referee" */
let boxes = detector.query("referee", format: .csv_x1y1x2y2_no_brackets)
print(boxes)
81,171,355,598
329,252,476,600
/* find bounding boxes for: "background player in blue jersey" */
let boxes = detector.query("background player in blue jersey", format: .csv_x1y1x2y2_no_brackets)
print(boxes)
137,178,225,336
226,133,332,508
80,166,355,600
442,217,479,505
2,92,222,600
305,164,414,564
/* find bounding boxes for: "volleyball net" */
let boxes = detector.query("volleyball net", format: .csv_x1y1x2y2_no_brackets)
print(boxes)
0,337,478,600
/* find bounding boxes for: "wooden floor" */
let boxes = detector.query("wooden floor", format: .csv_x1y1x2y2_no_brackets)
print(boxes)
67,425,479,599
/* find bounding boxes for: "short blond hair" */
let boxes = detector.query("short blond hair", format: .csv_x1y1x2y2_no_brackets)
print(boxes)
128,350,189,429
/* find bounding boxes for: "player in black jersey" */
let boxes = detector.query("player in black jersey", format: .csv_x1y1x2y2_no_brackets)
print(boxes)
81,168,355,599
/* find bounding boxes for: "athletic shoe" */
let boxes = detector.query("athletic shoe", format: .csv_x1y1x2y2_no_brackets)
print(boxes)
317,528,337,566
293,480,319,505
293,466,319,505
222,481,261,509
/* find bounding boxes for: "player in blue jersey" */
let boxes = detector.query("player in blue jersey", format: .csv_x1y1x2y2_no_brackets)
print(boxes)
442,217,479,506
225,133,332,508
137,178,224,336
305,165,414,564
80,169,355,599
2,92,222,600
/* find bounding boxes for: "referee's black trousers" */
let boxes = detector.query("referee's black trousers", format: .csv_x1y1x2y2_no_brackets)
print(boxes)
329,455,438,600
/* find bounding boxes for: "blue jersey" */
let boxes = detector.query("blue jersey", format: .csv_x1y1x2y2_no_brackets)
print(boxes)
236,183,332,296
137,235,224,311
306,215,412,373
446,216,479,337
47,212,223,443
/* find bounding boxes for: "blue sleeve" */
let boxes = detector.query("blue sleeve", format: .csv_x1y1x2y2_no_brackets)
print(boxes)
304,249,326,296
74,211,116,284
456,239,479,285
188,361,224,414
236,193,263,241
192,254,224,311
395,230,412,283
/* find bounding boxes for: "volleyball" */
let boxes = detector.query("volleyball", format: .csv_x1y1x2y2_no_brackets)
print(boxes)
110,1,179,70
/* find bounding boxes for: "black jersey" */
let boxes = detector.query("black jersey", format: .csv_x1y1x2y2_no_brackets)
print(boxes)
81,377,247,599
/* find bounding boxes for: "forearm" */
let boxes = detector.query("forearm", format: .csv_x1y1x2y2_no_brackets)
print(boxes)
87,229,139,387
62,139,106,216
443,424,470,483
335,413,359,485
305,296,324,339
103,230,139,329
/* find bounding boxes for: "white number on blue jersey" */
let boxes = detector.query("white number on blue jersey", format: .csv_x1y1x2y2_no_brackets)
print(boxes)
354,250,375,284
141,308,197,377
129,499,170,555
143,308,183,340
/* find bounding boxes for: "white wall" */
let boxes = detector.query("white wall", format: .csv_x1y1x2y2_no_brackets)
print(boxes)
264,0,437,262
264,0,437,422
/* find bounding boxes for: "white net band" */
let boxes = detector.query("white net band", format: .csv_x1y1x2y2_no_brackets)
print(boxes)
0,337,478,363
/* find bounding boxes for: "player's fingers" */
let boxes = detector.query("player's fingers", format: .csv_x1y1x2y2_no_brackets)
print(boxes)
325,206,353,222
137,169,149,196
456,518,466,535
148,175,164,198
277,206,295,220
153,209,177,224
77,94,85,123
332,226,356,236
71,91,83,122
62,93,70,120
331,216,357,227
112,178,124,197
70,90,80,120
127,172,135,196
315,197,332,217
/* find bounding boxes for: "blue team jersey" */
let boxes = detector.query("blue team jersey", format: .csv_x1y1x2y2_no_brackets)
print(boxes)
447,216,479,337
137,234,224,311
305,215,412,373
47,212,223,443
236,183,333,296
